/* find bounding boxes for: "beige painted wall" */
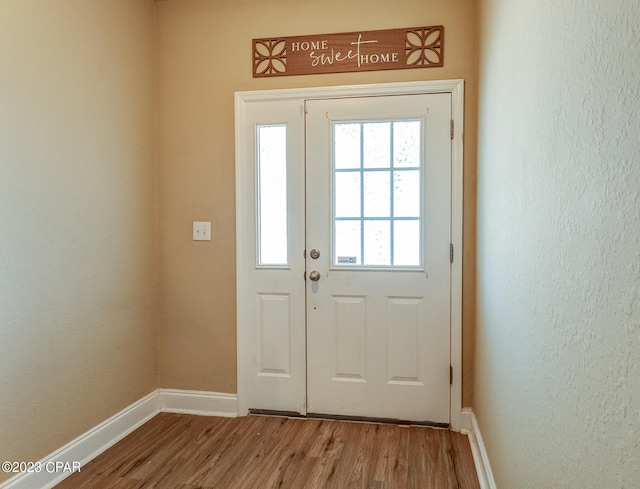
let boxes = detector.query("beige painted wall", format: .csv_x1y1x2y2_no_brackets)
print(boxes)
156,0,478,404
0,1,157,482
476,0,640,487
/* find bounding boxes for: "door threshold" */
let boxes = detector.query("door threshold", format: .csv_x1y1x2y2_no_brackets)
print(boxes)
249,408,449,428
249,408,307,419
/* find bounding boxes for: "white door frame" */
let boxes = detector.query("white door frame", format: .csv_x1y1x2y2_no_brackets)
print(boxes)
235,79,464,430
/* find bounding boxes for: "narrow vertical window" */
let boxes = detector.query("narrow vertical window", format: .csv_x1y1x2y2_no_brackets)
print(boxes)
257,124,288,265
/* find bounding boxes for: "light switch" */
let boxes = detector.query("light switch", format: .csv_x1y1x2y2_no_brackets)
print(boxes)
193,221,211,241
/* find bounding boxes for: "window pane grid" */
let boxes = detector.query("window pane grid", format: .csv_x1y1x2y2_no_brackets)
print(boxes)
333,120,422,267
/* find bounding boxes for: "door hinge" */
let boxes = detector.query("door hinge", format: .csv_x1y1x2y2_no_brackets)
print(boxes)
450,119,454,140
450,365,453,385
450,243,454,263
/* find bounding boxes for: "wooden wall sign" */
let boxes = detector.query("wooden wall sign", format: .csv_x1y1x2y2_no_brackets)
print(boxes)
253,25,443,78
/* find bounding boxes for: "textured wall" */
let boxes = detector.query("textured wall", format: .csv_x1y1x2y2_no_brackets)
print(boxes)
156,0,479,402
0,1,157,482
476,0,640,487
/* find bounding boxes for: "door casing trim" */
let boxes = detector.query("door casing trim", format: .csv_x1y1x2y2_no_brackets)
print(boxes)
235,79,464,430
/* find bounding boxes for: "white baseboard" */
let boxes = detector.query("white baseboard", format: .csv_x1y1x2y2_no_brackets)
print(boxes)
460,408,497,489
0,389,239,489
0,391,159,489
158,388,238,417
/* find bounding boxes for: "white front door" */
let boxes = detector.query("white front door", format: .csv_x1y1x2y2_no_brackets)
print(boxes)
305,94,451,423
236,82,461,426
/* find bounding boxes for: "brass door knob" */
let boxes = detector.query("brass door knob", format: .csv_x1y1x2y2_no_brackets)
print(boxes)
308,270,321,281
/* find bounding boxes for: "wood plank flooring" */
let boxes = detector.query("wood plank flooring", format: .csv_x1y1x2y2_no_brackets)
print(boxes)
54,413,480,489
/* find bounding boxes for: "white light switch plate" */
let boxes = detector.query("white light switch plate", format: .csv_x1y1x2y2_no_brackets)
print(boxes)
193,221,211,241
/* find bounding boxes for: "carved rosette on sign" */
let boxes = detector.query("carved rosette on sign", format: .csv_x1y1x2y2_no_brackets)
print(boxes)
253,25,444,78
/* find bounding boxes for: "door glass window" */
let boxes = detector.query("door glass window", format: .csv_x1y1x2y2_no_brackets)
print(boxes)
333,120,422,267
257,124,288,266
